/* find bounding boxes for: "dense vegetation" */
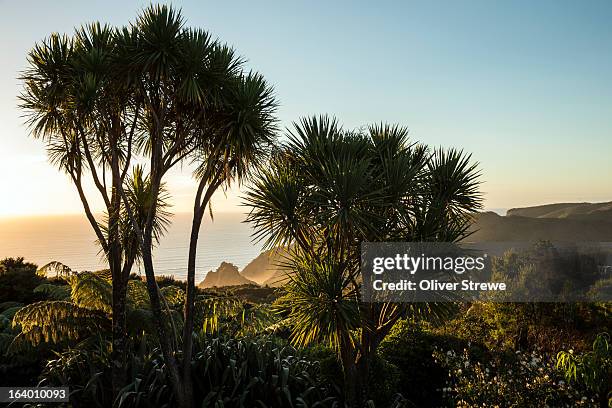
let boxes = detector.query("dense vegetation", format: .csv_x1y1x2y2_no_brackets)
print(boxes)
7,3,611,408
1,254,610,407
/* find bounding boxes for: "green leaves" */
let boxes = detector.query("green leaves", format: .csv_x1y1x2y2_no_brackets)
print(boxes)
190,291,282,338
120,165,173,258
556,333,611,398
69,272,112,313
134,4,185,80
7,267,193,351
11,301,108,348
244,114,483,359
275,252,360,354
246,114,483,251
34,283,71,300
36,261,73,278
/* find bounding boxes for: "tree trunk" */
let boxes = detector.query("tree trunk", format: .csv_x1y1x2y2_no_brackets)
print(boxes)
356,349,371,406
339,333,372,408
181,208,203,408
340,346,359,408
181,178,220,408
109,152,129,400
111,270,128,397
598,388,609,408
141,235,188,408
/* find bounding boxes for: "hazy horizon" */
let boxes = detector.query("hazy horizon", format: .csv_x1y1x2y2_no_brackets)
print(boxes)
7,202,612,219
0,212,263,282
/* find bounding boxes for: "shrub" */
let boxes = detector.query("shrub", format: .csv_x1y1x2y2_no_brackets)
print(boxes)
40,346,113,408
301,343,344,390
433,347,597,407
0,257,44,304
557,333,611,408
378,320,474,407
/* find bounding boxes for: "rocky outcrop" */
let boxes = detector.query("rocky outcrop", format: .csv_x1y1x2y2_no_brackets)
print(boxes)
198,262,257,288
240,248,292,287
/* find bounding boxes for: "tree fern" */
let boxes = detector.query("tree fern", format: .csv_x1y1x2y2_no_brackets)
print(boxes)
69,272,112,313
127,279,150,309
34,283,71,300
10,301,109,349
36,261,73,278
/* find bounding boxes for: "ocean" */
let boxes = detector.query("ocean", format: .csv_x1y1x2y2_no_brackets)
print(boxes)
0,212,263,283
0,208,508,283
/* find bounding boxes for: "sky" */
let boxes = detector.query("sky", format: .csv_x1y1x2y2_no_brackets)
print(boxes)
1,0,612,217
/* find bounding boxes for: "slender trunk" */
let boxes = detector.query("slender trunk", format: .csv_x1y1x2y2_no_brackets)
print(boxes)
138,163,188,407
141,236,187,407
181,208,204,408
139,96,189,407
109,140,129,399
182,178,220,408
598,388,608,408
111,268,128,396
357,329,373,405
340,344,360,408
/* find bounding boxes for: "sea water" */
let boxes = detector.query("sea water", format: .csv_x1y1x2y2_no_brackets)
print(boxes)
0,212,262,283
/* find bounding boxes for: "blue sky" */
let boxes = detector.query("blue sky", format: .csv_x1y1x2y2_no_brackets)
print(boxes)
1,0,612,215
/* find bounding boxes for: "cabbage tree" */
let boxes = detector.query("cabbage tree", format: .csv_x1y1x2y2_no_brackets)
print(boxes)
245,115,482,406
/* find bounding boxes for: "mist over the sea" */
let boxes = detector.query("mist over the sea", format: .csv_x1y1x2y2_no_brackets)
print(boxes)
0,212,262,282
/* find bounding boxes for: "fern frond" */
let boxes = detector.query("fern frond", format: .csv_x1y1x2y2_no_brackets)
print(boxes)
34,283,71,300
195,295,243,335
36,261,72,278
127,279,150,309
92,269,112,283
236,304,281,337
69,272,112,313
10,301,109,349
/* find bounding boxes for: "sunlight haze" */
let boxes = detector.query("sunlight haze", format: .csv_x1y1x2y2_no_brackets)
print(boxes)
1,0,612,216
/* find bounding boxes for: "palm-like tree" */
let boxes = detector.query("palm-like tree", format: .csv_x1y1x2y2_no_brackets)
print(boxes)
181,70,276,403
244,115,482,406
19,22,143,394
21,6,277,405
107,6,277,406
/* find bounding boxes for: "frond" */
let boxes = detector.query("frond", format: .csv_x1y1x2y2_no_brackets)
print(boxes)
68,272,112,313
133,4,185,80
118,165,173,260
37,261,73,278
195,295,243,335
127,279,150,309
34,283,71,300
235,304,281,337
19,33,75,140
10,301,109,349
243,157,308,250
275,251,360,354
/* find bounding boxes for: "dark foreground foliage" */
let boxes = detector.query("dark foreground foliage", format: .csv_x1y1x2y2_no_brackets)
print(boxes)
2,252,611,407
33,338,337,408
